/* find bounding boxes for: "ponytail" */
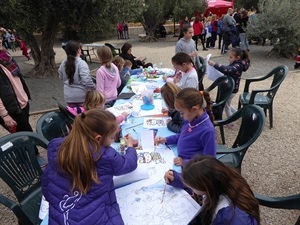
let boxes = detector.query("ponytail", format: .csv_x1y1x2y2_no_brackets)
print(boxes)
200,91,215,123
66,55,76,84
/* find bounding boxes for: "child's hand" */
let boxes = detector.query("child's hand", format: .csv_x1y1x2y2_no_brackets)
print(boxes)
164,170,174,184
173,157,183,166
208,60,215,66
124,134,134,147
190,51,198,57
161,108,168,114
154,137,166,145
121,112,128,118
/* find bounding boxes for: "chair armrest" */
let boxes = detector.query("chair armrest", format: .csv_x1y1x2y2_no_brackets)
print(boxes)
0,194,18,209
254,192,300,210
248,85,278,103
216,145,247,154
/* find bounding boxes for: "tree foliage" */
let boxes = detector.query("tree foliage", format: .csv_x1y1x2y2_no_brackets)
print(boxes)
235,0,259,10
0,0,143,76
246,0,300,58
139,0,207,42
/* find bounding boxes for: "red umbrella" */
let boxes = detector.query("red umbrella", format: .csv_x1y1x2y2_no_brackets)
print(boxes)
206,0,234,17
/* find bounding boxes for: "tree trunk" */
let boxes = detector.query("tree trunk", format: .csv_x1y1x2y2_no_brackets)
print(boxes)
140,23,158,42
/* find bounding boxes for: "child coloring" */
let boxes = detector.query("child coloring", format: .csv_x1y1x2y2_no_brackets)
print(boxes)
171,52,199,89
208,48,250,127
96,46,121,107
67,90,128,124
181,155,260,225
155,87,216,167
160,82,183,133
42,109,137,225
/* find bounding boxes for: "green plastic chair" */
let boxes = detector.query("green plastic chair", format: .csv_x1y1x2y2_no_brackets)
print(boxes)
205,76,235,145
215,105,265,173
36,111,70,141
197,56,206,91
254,192,300,225
238,65,288,129
0,131,49,225
105,43,121,56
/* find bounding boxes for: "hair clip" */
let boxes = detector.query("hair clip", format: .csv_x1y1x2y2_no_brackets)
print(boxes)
81,113,86,119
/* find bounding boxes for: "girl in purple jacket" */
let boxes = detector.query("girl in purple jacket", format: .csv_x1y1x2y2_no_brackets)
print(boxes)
181,155,260,225
155,88,216,167
42,109,137,225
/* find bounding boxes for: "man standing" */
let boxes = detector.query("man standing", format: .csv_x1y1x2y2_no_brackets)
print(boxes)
0,65,47,167
221,8,237,54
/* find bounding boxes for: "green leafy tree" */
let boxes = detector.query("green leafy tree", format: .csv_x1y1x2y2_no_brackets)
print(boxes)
0,0,142,76
138,0,207,42
235,0,259,10
246,0,300,58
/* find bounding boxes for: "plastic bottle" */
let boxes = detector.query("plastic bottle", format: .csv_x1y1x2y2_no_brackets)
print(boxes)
159,61,163,68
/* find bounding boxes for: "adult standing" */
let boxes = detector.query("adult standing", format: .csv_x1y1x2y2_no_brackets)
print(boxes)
238,10,250,51
210,15,218,48
58,40,95,107
175,25,200,69
0,38,21,76
221,8,236,54
0,64,47,167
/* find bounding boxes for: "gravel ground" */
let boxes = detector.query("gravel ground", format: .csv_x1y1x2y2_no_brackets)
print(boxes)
0,36,299,224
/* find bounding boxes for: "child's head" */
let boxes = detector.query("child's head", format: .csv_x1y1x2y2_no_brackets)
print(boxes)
175,88,213,122
229,48,250,69
58,109,118,194
112,56,125,71
160,82,181,111
124,59,133,69
65,40,81,57
97,46,113,67
121,42,132,55
182,155,260,224
181,25,194,40
171,52,194,72
83,90,105,110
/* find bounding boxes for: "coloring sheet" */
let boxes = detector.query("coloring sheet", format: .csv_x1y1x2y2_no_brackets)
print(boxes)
115,178,201,225
206,53,224,81
107,102,133,117
143,117,170,129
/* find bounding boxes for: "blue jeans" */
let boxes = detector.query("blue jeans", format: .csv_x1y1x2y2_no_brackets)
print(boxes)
239,33,249,50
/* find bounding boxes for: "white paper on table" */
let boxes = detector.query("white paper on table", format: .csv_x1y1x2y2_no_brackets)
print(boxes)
206,53,224,81
143,117,170,129
113,166,150,189
140,129,154,149
137,145,175,178
39,195,49,220
115,178,201,225
107,102,133,117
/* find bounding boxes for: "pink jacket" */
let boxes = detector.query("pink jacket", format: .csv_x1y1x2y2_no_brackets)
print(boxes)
96,63,121,102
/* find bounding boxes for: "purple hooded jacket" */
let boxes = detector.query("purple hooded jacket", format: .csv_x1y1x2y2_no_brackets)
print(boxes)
42,138,137,225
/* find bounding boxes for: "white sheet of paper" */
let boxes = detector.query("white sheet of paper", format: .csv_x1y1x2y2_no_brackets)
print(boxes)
107,102,133,117
206,53,224,81
140,129,154,149
115,178,201,225
113,166,150,189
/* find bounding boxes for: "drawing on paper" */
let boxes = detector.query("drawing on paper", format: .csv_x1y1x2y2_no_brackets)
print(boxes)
107,103,133,117
116,180,201,225
137,152,166,164
146,118,166,126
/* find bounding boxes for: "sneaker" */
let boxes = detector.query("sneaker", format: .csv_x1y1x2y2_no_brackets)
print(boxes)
37,154,48,168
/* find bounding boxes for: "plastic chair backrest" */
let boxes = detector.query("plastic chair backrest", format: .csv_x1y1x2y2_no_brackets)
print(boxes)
231,105,265,159
205,76,234,120
36,111,70,141
197,56,206,91
0,132,48,224
267,65,288,99
105,43,120,56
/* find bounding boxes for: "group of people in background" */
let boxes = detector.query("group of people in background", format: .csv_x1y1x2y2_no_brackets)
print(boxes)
117,22,129,40
0,28,31,60
181,7,260,55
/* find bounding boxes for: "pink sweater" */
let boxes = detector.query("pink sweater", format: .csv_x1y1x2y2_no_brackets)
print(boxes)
0,65,28,117
96,63,121,102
